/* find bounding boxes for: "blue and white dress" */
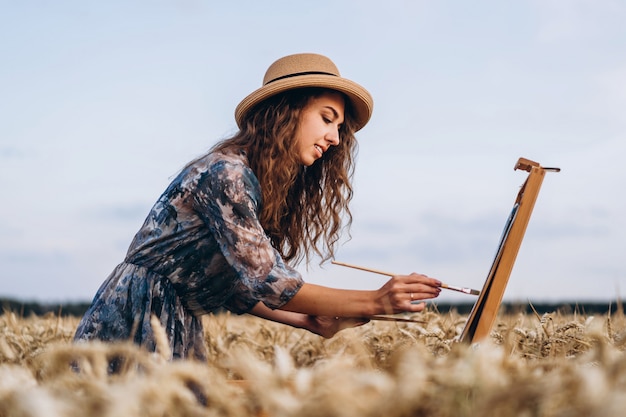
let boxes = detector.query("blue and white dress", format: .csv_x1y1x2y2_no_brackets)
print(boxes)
74,150,304,360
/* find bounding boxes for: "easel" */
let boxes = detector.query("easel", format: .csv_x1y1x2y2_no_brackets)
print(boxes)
459,157,560,343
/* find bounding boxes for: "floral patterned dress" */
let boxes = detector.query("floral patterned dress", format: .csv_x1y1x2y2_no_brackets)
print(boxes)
74,150,304,361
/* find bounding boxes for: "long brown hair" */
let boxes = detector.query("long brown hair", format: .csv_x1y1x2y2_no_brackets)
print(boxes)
212,88,358,265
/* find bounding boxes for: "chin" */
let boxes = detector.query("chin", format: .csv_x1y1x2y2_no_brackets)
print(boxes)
299,157,315,166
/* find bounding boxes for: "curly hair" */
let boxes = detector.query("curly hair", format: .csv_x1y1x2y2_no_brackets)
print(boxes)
211,88,358,265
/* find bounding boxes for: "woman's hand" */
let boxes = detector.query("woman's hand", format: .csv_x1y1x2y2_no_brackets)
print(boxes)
305,315,370,339
375,273,442,315
280,278,442,319
250,302,369,338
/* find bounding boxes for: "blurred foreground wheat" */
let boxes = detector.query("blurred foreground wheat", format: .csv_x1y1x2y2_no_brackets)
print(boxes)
1,307,626,417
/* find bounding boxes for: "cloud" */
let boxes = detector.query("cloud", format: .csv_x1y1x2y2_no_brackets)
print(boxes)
83,203,151,222
0,146,24,159
532,0,626,43
0,248,71,265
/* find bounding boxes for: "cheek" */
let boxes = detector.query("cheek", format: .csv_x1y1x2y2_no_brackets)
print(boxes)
293,133,309,164
294,129,306,152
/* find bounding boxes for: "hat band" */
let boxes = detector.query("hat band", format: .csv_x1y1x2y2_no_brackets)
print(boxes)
266,70,338,85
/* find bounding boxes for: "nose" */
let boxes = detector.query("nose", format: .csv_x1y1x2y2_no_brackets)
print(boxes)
326,127,340,146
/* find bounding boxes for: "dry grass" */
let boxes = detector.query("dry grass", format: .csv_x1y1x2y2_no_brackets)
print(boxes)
1,307,626,416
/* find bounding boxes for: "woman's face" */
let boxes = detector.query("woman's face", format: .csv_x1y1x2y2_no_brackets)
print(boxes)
295,91,345,166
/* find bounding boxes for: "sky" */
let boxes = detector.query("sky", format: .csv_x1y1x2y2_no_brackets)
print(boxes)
1,0,625,305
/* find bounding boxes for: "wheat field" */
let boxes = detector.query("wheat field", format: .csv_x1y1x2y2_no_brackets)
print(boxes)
1,306,625,417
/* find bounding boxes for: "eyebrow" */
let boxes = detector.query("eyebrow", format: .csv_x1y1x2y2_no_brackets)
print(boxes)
324,106,343,122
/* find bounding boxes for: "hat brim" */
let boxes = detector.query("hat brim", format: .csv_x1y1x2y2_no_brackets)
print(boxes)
235,74,373,132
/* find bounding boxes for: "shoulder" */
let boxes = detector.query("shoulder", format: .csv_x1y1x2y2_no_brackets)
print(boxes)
185,151,261,203
180,151,254,185
207,151,252,177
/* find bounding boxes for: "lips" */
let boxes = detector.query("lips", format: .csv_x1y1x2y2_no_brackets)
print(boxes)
314,144,324,157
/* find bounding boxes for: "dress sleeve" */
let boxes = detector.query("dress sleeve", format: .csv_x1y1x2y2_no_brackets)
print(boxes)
190,157,304,312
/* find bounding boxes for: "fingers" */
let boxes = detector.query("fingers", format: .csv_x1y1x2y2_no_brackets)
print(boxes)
406,272,442,288
336,316,370,327
349,317,371,327
381,272,442,313
375,271,444,315
402,272,442,300
312,316,371,338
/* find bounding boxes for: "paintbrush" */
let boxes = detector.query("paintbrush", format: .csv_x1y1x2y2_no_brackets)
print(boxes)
367,315,427,323
331,260,480,296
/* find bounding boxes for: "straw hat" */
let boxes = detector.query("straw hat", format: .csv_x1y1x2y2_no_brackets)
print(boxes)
235,53,373,132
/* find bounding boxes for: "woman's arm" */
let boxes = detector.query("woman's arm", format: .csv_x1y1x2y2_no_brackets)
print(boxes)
280,273,442,317
249,302,369,338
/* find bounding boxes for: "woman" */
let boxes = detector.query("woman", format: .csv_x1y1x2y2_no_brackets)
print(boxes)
74,53,442,361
